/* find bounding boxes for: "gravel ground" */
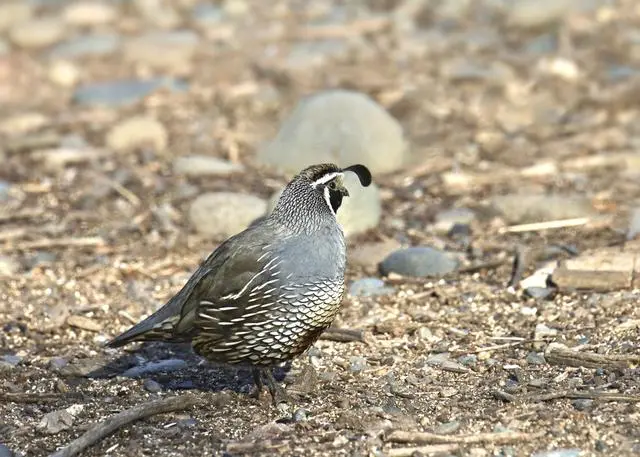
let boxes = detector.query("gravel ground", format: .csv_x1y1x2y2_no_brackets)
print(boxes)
1,1,640,456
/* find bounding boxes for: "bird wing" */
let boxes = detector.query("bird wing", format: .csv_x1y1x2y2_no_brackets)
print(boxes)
105,225,279,347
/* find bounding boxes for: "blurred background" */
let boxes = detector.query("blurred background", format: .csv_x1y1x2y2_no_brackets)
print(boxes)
2,0,640,456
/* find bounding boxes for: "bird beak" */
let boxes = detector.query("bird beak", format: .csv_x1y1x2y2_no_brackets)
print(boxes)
341,187,349,197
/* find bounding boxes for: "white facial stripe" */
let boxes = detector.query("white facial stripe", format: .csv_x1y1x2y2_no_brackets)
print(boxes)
323,186,336,217
311,172,343,188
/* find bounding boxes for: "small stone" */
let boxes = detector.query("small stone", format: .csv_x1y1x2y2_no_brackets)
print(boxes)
49,34,121,59
524,287,555,300
349,356,367,373
259,89,408,175
73,78,188,107
571,399,593,411
124,30,199,70
0,444,14,457
526,352,546,365
0,112,49,136
192,3,224,27
457,354,478,366
1,355,22,367
122,359,188,378
0,2,34,33
433,208,476,234
106,116,168,152
348,277,394,297
134,0,182,28
0,256,20,276
627,207,640,241
534,323,559,340
48,357,69,371
38,405,83,434
292,408,308,422
173,155,244,177
223,0,249,17
9,17,66,48
441,59,514,84
189,192,267,238
143,379,163,393
67,315,102,332
379,247,459,277
0,180,10,202
491,194,595,224
433,420,460,434
48,60,81,87
507,0,579,29
531,450,582,457
285,40,350,70
63,1,117,26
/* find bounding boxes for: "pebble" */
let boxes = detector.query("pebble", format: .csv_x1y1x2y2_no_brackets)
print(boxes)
122,359,188,378
9,17,66,48
38,405,83,434
73,78,188,107
223,0,249,17
524,287,556,300
143,379,163,393
441,59,514,83
0,180,10,202
491,194,595,224
285,40,350,70
0,2,33,32
526,352,546,365
457,354,478,366
349,356,367,373
106,116,168,153
507,0,579,29
259,89,409,175
192,3,224,27
348,277,395,297
379,247,459,277
189,192,267,238
63,1,117,26
572,399,593,411
292,408,308,422
124,30,199,70
433,420,461,434
0,256,20,276
1,355,22,366
173,155,244,177
534,323,559,340
134,0,182,28
531,450,582,457
0,112,49,136
49,33,121,59
48,357,69,371
627,207,640,240
433,208,476,234
0,444,14,457
48,60,81,87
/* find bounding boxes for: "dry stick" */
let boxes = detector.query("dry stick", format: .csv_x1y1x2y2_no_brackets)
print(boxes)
0,392,83,404
386,430,545,445
320,328,365,343
544,343,640,369
454,339,542,356
507,245,529,289
526,391,640,403
49,394,201,457
3,236,105,252
499,217,590,234
387,444,460,457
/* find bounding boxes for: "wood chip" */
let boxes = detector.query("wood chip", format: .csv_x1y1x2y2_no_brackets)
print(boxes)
544,343,640,369
66,315,102,332
551,249,639,291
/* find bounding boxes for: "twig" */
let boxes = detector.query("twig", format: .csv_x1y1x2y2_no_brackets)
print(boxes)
455,340,542,355
492,389,517,403
507,246,529,288
456,258,508,275
0,392,83,404
320,328,365,343
526,391,640,403
386,430,544,445
387,444,460,457
500,218,590,234
2,236,105,252
93,173,141,207
49,394,201,457
544,343,640,369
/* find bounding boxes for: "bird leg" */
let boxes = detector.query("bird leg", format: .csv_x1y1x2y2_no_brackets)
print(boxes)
250,367,263,399
263,368,290,405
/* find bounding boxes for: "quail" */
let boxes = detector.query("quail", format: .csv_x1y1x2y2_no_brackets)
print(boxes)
107,163,372,403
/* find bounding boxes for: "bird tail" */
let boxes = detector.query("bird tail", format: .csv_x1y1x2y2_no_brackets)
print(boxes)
105,314,183,348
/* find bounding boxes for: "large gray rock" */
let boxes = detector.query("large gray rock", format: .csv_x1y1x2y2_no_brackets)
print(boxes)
189,192,267,238
259,90,408,175
267,171,381,237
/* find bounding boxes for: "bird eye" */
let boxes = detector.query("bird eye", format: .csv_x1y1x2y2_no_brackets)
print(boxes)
328,181,337,191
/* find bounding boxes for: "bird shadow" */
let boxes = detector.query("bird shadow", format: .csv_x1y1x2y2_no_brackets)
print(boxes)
84,342,290,396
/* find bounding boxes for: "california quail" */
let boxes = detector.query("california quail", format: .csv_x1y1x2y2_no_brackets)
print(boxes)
107,163,372,403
